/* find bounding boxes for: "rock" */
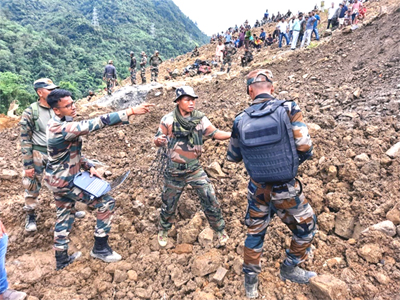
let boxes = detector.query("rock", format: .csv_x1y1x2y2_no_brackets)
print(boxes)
353,88,361,98
334,213,355,239
327,165,337,181
386,142,400,158
386,206,400,225
198,227,214,248
127,270,138,281
177,227,199,244
212,266,228,285
345,149,356,158
0,169,18,180
374,272,391,285
135,287,153,299
326,257,346,268
189,212,203,230
27,297,39,300
308,123,321,135
155,92,162,96
397,226,400,236
342,27,352,34
358,243,383,263
232,257,243,275
117,130,125,140
79,267,92,280
173,244,193,254
318,212,335,232
171,266,190,287
354,153,369,163
279,91,289,96
193,292,216,300
131,200,144,216
368,220,396,237
310,274,349,300
323,29,332,37
206,161,225,178
114,269,127,283
192,249,223,277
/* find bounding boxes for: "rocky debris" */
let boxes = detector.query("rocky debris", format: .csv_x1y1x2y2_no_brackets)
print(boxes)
212,266,228,285
173,243,193,254
318,212,335,232
386,142,400,158
0,169,18,180
358,243,383,263
363,220,397,237
135,287,153,299
334,213,355,239
310,275,349,300
191,249,222,277
198,227,214,248
205,162,226,178
386,204,400,225
177,213,202,244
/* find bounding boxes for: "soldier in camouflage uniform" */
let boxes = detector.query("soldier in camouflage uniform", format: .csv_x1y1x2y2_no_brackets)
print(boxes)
129,51,137,85
149,50,163,82
20,78,85,232
227,69,317,298
191,46,200,58
140,51,147,84
154,86,231,248
220,42,237,73
44,89,154,270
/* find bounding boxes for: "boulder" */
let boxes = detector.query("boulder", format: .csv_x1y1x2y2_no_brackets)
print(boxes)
358,243,383,263
323,29,332,37
212,266,228,285
386,142,400,158
198,227,214,248
386,206,400,225
170,266,190,287
177,227,199,244
310,274,349,300
113,269,127,283
206,162,226,178
318,212,335,232
367,220,396,237
191,249,223,277
334,213,355,239
173,244,193,254
135,287,153,299
232,257,243,275
0,169,18,180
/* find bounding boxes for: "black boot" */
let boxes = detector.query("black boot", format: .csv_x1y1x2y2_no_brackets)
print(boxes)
55,250,81,271
244,273,259,299
90,236,121,263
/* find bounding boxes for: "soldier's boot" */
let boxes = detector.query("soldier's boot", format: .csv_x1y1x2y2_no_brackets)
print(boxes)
2,289,27,300
74,211,86,219
25,213,37,232
158,230,168,247
280,263,317,284
216,229,229,246
244,273,259,299
90,236,122,263
55,250,81,271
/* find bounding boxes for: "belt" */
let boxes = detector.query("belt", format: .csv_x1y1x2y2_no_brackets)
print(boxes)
169,160,199,170
32,145,47,153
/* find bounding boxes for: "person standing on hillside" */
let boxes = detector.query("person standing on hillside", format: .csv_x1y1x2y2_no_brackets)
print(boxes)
129,51,137,85
338,3,348,29
327,2,336,29
44,89,154,270
20,78,86,233
215,41,225,63
140,52,147,84
221,42,237,73
312,10,320,41
351,0,363,24
150,50,163,83
191,46,200,57
291,14,302,50
277,18,290,48
301,13,316,48
227,69,316,298
154,86,231,248
103,60,117,95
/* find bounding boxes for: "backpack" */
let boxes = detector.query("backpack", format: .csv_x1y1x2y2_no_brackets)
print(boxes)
31,102,40,131
238,99,299,183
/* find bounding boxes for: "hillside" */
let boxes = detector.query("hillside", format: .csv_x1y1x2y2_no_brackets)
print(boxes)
0,0,208,114
0,0,400,299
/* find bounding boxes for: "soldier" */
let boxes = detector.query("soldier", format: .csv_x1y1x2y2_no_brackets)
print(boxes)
20,78,85,232
241,49,253,67
220,42,237,73
44,89,154,270
191,46,200,57
140,51,147,84
149,50,163,82
154,86,231,248
103,60,117,95
227,70,316,298
129,51,137,85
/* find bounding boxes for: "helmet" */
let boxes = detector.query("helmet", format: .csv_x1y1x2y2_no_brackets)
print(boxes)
155,50,159,54
130,51,134,55
108,60,113,64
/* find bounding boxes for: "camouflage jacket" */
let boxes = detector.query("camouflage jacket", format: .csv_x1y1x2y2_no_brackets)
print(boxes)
140,56,147,67
130,56,137,69
44,110,129,193
20,101,55,170
150,55,162,67
154,112,218,164
227,94,313,164
224,46,237,60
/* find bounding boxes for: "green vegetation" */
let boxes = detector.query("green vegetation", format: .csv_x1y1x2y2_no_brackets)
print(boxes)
0,0,208,114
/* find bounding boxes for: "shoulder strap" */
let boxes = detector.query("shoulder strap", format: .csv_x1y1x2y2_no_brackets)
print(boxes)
244,99,286,117
30,102,40,131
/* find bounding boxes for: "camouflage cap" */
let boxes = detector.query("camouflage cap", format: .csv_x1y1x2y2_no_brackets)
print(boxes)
246,69,273,85
174,86,198,102
108,60,113,64
33,78,59,90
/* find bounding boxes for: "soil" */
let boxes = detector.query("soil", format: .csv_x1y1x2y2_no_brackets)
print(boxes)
0,1,400,299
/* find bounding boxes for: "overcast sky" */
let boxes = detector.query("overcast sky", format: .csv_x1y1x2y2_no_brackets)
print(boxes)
172,0,341,36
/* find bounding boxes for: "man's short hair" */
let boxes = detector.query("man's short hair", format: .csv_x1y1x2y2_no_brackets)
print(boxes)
47,89,72,108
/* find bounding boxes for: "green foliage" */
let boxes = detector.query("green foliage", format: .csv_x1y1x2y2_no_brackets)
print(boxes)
0,0,208,114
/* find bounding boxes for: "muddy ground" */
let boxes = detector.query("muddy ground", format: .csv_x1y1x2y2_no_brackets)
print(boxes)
0,1,400,299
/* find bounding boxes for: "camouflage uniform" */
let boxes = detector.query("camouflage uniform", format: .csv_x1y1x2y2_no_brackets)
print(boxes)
130,55,137,85
44,110,129,251
227,96,316,275
150,54,163,82
20,102,55,212
221,45,237,73
154,112,225,232
140,55,147,84
241,51,253,67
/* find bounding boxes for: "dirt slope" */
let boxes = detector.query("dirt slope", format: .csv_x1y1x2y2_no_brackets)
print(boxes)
0,1,400,299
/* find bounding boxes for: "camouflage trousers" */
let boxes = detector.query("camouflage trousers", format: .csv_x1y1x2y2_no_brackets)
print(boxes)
159,166,225,232
221,57,232,72
243,179,317,275
22,149,47,212
130,68,136,84
151,66,159,82
141,67,146,84
53,186,115,251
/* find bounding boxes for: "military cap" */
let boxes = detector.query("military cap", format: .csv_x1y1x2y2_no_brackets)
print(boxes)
174,86,198,102
33,78,59,90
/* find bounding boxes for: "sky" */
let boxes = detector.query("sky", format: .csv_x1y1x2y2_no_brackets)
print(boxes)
172,0,341,36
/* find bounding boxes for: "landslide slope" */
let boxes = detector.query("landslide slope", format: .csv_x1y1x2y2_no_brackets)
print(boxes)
0,1,400,299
